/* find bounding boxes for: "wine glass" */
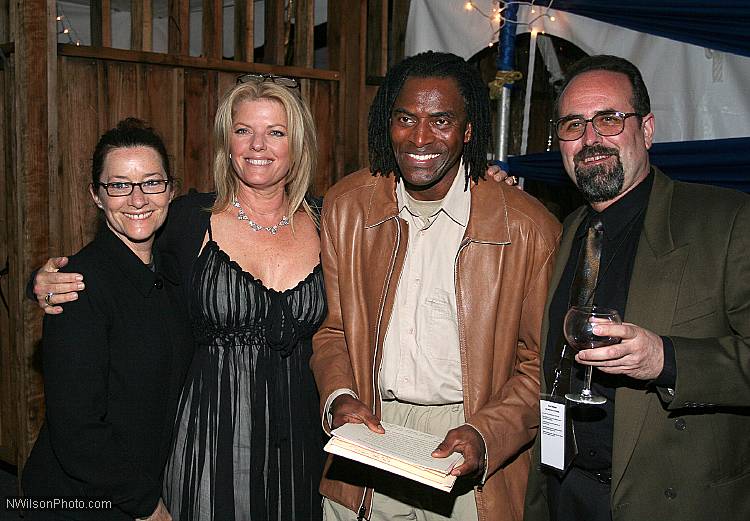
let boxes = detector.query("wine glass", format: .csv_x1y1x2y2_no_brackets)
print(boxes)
563,305,622,405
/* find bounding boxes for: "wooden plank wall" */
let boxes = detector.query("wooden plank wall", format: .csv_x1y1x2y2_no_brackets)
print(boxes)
0,47,14,466
55,53,340,252
1,0,58,471
0,0,411,470
0,0,14,467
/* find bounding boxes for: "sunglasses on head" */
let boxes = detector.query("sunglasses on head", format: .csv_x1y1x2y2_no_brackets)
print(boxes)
236,73,300,91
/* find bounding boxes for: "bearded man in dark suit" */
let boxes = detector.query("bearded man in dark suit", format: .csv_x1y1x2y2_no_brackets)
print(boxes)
524,55,750,521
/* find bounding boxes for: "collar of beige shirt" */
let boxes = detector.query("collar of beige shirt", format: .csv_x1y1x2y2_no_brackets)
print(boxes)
396,161,470,230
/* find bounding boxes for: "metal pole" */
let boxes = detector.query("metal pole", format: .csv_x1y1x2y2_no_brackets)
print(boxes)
493,3,519,165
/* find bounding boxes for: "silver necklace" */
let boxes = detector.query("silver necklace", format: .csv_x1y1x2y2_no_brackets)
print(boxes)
232,197,290,235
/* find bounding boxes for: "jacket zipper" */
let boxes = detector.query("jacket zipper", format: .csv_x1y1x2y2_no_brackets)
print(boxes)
356,216,402,520
454,238,487,518
453,237,471,417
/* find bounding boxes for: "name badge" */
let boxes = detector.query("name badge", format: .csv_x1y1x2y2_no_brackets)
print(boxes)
540,395,566,471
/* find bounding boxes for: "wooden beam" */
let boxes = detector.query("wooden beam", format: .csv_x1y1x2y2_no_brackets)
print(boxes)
10,0,57,470
366,0,387,77
293,0,313,68
131,0,153,51
90,0,111,47
0,26,15,467
0,6,16,466
389,0,411,68
0,0,11,42
264,0,286,65
234,0,254,62
58,43,340,81
168,0,189,55
327,0,367,178
202,0,222,59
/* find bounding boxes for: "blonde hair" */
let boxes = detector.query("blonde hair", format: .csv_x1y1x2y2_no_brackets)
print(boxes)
211,80,318,227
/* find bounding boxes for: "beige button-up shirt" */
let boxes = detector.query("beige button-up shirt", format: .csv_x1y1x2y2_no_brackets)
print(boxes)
378,166,470,405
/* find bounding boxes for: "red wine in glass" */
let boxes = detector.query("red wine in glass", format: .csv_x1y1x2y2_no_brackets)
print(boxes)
563,306,622,405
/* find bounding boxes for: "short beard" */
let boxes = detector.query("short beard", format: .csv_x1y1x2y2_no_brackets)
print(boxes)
574,146,625,203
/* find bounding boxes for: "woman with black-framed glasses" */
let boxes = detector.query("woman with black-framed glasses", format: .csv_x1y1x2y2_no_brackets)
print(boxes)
22,118,194,521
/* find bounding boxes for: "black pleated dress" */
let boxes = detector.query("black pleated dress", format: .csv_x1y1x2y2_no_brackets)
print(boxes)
164,223,327,521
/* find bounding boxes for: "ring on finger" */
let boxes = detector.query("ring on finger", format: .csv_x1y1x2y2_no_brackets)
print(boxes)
44,292,54,306
511,176,518,185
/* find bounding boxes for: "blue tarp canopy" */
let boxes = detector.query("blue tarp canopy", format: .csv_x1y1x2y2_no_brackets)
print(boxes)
508,137,750,193
540,0,750,58
511,2,750,192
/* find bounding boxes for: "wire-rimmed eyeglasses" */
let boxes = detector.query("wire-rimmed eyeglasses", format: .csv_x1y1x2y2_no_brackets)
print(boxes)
95,179,171,197
553,111,642,141
236,73,300,91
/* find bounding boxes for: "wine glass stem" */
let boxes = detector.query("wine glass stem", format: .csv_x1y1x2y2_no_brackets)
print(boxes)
582,366,594,397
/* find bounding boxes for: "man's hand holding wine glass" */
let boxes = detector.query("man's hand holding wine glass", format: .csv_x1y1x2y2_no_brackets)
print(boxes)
575,322,665,381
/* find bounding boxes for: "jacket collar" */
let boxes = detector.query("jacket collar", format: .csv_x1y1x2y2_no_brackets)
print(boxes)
93,223,180,297
364,170,511,245
364,173,400,227
640,167,676,258
396,163,470,227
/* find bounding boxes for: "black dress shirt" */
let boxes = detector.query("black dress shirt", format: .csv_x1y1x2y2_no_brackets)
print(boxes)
545,172,675,471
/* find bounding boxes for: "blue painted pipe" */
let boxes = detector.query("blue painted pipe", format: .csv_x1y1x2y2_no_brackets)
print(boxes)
497,3,519,82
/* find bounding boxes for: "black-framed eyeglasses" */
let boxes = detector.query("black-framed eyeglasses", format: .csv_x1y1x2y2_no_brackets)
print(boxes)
236,73,300,90
553,111,642,141
95,179,170,197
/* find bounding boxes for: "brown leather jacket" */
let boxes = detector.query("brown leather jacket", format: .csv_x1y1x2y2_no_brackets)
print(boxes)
311,169,561,521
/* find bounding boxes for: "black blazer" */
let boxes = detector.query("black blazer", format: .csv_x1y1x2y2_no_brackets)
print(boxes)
22,226,194,520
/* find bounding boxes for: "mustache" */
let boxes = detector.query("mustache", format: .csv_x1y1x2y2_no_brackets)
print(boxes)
574,145,619,164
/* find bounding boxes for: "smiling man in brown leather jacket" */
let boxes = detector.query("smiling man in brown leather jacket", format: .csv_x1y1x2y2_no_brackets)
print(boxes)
311,51,561,521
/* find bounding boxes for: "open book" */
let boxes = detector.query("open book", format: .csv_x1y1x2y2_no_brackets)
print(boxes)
324,421,464,492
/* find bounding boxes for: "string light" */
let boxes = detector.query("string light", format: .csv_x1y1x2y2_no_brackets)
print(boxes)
56,4,82,46
464,1,557,47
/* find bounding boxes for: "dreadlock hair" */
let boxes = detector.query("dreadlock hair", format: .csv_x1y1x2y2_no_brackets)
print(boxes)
368,51,491,185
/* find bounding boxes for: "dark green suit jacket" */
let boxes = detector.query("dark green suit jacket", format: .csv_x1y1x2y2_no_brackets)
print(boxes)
524,169,750,521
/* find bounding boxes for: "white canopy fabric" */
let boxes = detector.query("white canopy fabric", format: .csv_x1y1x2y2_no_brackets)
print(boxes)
405,0,750,143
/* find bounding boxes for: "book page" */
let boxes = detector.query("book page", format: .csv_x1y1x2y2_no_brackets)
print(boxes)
330,421,463,473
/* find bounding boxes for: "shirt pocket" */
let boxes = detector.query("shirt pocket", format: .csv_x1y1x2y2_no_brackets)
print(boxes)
419,288,460,362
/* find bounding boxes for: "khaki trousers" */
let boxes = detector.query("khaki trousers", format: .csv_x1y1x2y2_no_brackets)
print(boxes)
323,400,479,521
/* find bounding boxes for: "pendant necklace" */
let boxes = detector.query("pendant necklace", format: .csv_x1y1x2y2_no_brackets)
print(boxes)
232,197,290,235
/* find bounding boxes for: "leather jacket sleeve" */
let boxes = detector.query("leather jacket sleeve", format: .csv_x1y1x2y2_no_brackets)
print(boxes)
311,199,358,435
